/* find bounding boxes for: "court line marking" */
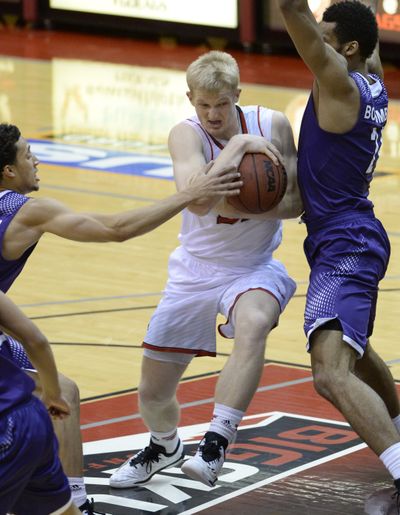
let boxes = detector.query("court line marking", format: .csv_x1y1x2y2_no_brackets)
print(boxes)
80,376,315,430
180,442,367,514
83,411,367,512
81,358,400,430
20,275,400,309
43,183,156,202
25,284,400,320
19,292,162,308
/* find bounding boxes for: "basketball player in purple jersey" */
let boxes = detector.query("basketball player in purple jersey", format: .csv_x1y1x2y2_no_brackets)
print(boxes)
0,122,241,513
0,291,81,515
277,0,400,503
110,50,302,489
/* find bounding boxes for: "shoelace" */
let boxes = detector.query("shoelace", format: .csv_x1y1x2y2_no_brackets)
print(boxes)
200,440,223,464
129,444,164,473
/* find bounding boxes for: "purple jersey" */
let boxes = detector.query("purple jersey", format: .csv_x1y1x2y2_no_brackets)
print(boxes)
0,190,37,410
298,72,388,224
0,190,37,293
0,347,34,415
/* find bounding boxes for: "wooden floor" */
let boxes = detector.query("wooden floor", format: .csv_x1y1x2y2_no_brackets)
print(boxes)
0,23,400,514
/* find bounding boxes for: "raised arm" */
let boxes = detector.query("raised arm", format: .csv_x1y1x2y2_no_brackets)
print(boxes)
276,0,353,92
0,292,69,419
363,0,383,77
276,0,361,132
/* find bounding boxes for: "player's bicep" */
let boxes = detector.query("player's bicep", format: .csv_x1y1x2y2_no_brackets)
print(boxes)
27,198,110,241
168,123,206,191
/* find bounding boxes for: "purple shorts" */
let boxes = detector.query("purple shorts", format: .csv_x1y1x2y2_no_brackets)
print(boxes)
303,212,390,356
0,397,71,515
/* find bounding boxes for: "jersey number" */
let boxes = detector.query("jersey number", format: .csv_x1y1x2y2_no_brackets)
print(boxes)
366,127,382,175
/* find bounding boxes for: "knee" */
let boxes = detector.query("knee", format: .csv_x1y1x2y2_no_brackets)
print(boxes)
235,310,275,345
312,365,346,402
59,375,80,408
138,381,174,408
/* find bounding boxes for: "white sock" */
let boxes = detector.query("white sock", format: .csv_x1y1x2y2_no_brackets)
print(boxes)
392,415,400,434
208,403,244,445
68,476,87,508
380,443,400,480
151,428,180,453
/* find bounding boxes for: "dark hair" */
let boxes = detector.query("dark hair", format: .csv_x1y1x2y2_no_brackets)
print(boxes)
0,124,21,178
323,0,378,60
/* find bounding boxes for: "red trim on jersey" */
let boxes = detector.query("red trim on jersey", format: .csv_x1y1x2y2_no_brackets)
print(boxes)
142,342,216,357
217,287,281,338
257,105,265,137
237,105,248,134
193,121,215,160
201,106,249,151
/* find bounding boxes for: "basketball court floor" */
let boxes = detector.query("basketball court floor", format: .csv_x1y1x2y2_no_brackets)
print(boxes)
0,24,399,514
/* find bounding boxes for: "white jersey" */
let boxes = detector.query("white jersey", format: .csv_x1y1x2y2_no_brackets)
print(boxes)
179,105,282,268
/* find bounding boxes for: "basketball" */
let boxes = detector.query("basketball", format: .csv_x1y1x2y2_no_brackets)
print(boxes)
227,153,287,214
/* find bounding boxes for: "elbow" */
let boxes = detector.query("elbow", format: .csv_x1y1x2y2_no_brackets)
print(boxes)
294,201,304,218
113,231,129,243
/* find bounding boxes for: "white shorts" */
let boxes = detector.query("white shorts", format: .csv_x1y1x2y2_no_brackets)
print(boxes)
143,246,296,357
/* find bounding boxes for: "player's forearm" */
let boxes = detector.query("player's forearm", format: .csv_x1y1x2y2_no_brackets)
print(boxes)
7,319,61,398
24,338,62,400
93,190,195,240
0,293,62,399
183,136,248,215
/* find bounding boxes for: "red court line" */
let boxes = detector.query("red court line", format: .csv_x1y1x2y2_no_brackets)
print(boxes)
80,364,344,442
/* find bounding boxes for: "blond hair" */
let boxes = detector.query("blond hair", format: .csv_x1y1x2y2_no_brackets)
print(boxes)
186,51,240,93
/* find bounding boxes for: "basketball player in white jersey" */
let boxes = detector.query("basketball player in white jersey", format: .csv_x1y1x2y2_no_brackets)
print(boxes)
110,50,302,488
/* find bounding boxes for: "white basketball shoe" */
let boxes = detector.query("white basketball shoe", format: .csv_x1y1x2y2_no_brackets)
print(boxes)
181,431,228,487
109,439,185,488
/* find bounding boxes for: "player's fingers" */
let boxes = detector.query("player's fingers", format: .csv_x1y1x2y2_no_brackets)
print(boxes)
213,165,237,176
221,188,241,196
263,144,284,166
215,179,242,190
216,172,241,183
263,150,278,166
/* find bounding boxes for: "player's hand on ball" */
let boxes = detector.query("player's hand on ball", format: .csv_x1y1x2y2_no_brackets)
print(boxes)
233,134,284,167
186,164,242,200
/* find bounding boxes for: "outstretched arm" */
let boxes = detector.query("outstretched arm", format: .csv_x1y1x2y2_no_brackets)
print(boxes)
0,292,69,419
4,165,241,258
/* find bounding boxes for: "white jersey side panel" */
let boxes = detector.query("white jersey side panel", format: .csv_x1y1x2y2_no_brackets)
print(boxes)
178,105,282,267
